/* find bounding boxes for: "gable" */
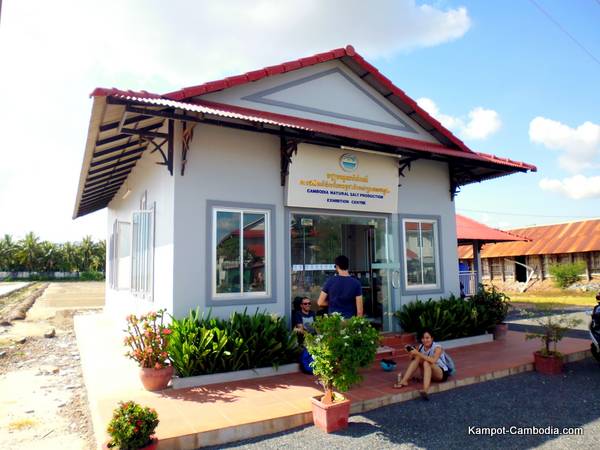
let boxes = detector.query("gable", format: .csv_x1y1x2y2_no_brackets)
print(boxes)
199,60,440,144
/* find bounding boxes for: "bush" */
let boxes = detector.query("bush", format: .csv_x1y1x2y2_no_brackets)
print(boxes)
470,285,510,327
394,293,498,341
106,401,158,449
80,270,105,281
168,308,299,377
549,262,586,289
305,314,379,403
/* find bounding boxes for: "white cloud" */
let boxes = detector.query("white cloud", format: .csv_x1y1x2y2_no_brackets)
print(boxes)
529,117,600,174
0,0,471,242
461,107,502,140
539,175,600,200
416,98,501,140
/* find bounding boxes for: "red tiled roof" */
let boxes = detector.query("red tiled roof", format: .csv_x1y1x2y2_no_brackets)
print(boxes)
456,214,528,243
77,46,537,219
162,45,475,155
90,46,536,173
90,88,536,172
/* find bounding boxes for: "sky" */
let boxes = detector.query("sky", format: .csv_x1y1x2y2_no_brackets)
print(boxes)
0,0,598,242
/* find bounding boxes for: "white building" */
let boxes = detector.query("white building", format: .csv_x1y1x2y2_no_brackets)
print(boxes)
73,46,536,331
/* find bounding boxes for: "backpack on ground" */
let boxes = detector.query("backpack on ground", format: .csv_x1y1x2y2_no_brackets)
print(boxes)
299,347,314,375
445,351,456,376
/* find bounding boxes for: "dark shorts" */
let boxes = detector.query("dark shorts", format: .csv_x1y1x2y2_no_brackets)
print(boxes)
441,369,450,382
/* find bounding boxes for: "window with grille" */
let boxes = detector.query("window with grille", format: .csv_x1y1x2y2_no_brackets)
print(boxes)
131,205,155,300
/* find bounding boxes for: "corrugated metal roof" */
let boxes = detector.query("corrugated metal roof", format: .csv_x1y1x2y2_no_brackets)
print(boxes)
458,218,600,259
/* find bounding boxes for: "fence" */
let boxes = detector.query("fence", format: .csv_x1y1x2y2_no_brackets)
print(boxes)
459,270,478,297
0,271,104,281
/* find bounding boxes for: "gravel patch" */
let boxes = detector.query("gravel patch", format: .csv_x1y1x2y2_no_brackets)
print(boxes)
0,310,95,449
210,358,600,450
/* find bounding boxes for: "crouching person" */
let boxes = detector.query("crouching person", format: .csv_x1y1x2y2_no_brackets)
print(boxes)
394,329,451,400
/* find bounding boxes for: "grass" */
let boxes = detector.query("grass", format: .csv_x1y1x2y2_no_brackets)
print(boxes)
8,418,37,430
508,290,597,307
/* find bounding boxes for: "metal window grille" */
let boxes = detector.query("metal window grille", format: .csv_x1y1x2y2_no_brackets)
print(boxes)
131,204,155,301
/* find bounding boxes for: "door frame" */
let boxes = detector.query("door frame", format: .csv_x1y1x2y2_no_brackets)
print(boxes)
284,207,398,331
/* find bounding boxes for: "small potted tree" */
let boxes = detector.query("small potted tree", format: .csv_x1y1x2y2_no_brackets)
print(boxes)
123,310,173,391
304,313,379,433
105,401,159,449
525,307,582,374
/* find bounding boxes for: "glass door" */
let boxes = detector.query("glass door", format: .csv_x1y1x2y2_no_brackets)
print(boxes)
290,213,393,330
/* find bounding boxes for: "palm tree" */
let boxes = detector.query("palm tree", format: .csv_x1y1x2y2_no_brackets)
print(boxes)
0,234,18,271
60,242,79,272
78,235,95,271
18,232,41,272
91,239,106,272
39,241,60,272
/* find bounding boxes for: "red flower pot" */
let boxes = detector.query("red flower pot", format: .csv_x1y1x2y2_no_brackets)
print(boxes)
139,365,173,391
493,323,508,341
103,437,158,449
533,351,563,375
311,394,351,433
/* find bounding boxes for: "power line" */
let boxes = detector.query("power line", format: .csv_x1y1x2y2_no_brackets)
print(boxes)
457,208,599,219
528,0,600,67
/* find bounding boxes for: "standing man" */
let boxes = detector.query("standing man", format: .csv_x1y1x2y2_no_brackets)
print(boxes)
318,255,364,318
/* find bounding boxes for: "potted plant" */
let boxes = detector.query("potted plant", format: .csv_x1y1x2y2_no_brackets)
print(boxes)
525,307,582,374
304,313,379,433
124,310,174,391
105,401,159,449
471,285,511,340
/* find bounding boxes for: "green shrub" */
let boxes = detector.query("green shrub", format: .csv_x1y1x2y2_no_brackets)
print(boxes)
168,308,299,377
470,285,510,327
80,271,105,281
106,401,158,449
549,262,586,289
305,314,379,403
394,293,498,341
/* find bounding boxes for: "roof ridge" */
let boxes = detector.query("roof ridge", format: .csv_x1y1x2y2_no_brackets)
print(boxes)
508,217,600,230
158,45,476,155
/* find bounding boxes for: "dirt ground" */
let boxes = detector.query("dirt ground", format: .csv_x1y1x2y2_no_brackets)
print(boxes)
0,282,104,450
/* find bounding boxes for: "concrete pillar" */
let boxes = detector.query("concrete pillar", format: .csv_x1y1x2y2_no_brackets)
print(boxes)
472,240,482,287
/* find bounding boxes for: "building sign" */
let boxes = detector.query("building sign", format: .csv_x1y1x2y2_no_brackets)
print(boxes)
286,144,399,213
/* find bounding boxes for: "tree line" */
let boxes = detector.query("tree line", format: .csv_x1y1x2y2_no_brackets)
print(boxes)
0,232,106,273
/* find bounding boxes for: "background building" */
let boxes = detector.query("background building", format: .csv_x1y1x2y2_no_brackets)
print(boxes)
458,218,600,283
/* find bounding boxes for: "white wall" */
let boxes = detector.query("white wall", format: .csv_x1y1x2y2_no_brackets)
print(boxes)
397,159,460,304
170,124,460,321
105,136,175,321
172,124,286,319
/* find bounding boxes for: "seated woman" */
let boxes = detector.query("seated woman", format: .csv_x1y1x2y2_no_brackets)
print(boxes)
394,329,451,400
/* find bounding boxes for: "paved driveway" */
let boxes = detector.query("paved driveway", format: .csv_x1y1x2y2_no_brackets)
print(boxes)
211,358,600,450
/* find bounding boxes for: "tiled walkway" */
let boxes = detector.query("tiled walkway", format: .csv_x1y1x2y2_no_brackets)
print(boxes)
75,314,591,450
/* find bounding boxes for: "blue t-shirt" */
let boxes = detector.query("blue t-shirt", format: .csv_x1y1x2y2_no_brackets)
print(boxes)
322,275,362,318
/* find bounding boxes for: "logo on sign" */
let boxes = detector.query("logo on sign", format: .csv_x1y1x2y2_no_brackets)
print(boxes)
339,153,358,172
